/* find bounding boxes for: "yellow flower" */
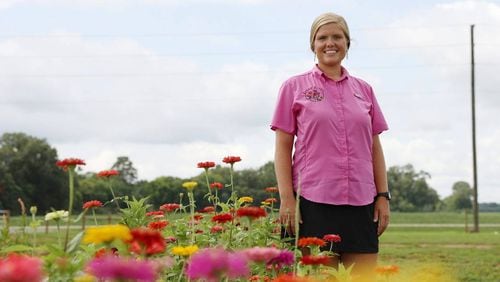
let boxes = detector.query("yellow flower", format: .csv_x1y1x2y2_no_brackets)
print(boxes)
74,274,96,282
83,224,131,244
171,245,199,256
182,181,198,191
238,196,253,204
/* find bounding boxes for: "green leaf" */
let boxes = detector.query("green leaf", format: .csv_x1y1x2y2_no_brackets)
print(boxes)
66,230,84,253
0,244,33,253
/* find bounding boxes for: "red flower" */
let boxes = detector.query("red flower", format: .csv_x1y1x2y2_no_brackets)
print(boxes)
272,274,311,282
195,229,204,234
297,237,326,248
265,187,279,193
236,206,267,219
128,228,166,255
94,247,119,258
250,275,271,281
300,255,330,266
222,156,242,164
83,200,103,209
148,220,169,230
264,198,278,204
197,161,216,169
211,213,233,224
56,158,86,169
209,182,224,190
323,234,341,243
193,214,204,221
165,236,177,243
160,203,181,212
200,206,216,213
210,225,224,233
97,169,119,177
146,211,164,217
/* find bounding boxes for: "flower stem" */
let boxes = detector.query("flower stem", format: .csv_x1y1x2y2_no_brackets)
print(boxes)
203,169,213,201
108,181,121,210
188,191,196,244
63,168,74,252
92,209,98,225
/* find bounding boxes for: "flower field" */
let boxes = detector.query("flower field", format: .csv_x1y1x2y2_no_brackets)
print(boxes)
0,156,422,281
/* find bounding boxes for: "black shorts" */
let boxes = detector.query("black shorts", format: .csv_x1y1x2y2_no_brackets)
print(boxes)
282,196,379,254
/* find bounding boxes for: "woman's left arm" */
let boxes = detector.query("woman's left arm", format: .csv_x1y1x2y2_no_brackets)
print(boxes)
372,134,390,236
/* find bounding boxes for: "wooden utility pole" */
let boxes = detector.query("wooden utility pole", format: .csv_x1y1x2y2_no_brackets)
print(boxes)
470,24,479,232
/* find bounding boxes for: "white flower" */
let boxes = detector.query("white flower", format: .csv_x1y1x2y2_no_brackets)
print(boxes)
44,210,69,221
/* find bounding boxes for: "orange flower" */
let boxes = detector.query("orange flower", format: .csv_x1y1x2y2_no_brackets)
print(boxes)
272,274,311,282
209,182,224,190
197,161,216,169
300,255,330,265
265,187,278,193
264,198,278,204
236,206,267,219
297,237,326,248
83,200,103,209
97,169,119,177
148,220,169,230
375,265,399,276
222,156,241,164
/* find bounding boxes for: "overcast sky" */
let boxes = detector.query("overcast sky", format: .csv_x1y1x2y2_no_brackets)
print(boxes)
1,0,499,202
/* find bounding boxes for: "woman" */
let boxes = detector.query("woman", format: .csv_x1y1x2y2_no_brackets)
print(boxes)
271,12,390,277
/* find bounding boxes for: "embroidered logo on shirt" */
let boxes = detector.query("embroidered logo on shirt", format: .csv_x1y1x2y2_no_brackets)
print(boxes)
303,86,324,102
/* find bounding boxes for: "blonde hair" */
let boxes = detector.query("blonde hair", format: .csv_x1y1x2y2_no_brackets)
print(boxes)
310,12,350,52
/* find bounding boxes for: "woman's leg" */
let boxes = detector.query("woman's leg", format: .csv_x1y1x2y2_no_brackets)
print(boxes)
341,253,377,282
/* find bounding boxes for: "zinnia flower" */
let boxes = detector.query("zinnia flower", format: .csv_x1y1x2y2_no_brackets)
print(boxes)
211,213,233,224
210,225,224,233
272,274,311,282
200,206,216,213
267,250,295,267
375,265,400,276
186,248,249,282
83,200,103,210
87,256,156,282
96,169,119,177
265,186,279,193
222,156,242,164
171,245,199,257
128,228,166,255
238,196,254,204
264,198,278,204
209,182,224,189
160,203,181,212
83,224,131,244
241,247,281,263
236,206,267,219
182,181,198,191
56,158,86,170
323,234,341,243
297,237,326,248
0,254,44,282
197,161,216,169
146,210,164,217
148,220,169,230
300,255,330,266
44,210,68,221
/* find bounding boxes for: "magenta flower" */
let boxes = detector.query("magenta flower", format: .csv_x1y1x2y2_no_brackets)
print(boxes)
0,254,44,282
267,250,295,268
186,248,249,281
87,256,156,282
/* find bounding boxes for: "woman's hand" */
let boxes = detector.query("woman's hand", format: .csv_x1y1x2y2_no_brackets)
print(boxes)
374,197,390,236
279,197,302,236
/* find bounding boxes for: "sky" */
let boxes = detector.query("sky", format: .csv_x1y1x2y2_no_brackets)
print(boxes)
0,0,499,202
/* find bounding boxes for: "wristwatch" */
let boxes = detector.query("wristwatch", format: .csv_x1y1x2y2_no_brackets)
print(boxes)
375,191,391,201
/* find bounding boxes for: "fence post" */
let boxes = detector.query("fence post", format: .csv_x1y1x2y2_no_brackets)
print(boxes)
108,214,112,224
464,209,469,233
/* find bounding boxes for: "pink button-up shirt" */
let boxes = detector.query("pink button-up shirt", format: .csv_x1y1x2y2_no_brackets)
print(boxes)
271,65,388,206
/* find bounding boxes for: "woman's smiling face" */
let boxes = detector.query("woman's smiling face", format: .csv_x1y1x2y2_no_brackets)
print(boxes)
313,22,348,69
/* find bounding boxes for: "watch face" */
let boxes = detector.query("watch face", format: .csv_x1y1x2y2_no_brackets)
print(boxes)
377,192,391,200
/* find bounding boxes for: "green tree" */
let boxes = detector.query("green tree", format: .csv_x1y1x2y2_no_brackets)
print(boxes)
443,181,473,211
0,132,67,214
387,164,441,212
111,156,138,184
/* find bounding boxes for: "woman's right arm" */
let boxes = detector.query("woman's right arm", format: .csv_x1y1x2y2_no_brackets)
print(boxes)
274,129,301,235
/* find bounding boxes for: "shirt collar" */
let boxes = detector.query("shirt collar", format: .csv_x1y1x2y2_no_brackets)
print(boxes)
312,64,350,82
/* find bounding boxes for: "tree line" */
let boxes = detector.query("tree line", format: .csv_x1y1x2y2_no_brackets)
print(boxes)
1,132,495,215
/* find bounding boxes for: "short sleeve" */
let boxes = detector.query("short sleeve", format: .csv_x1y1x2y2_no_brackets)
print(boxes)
270,80,297,135
368,86,389,135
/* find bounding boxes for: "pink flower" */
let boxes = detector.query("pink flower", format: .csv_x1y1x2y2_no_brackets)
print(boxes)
186,248,249,282
0,254,44,282
241,247,281,263
87,256,156,282
267,250,295,268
